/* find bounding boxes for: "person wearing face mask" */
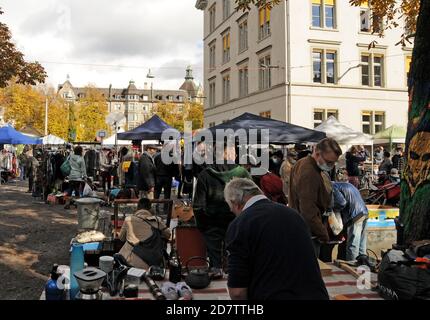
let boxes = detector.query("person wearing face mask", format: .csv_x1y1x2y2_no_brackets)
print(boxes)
288,138,342,257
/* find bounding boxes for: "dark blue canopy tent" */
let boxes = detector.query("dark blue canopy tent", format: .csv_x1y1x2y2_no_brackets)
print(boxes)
0,125,42,145
205,113,326,145
117,115,180,141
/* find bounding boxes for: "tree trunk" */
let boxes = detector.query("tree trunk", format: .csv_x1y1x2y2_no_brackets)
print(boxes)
400,0,430,244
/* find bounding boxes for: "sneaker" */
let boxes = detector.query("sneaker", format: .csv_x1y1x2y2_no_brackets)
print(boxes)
161,282,178,300
176,282,193,300
209,267,223,280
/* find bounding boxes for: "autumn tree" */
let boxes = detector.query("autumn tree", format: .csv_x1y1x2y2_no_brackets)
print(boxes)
75,86,110,142
0,84,72,139
1,82,45,132
236,0,427,244
45,88,70,140
0,8,46,88
153,102,204,132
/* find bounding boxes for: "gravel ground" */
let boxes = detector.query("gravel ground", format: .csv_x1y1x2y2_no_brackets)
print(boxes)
0,180,78,300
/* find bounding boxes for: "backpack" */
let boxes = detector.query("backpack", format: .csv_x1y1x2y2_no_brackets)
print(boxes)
60,156,71,177
130,217,166,267
378,249,430,300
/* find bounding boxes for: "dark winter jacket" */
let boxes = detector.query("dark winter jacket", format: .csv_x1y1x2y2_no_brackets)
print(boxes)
392,154,405,173
193,164,251,231
84,149,100,178
345,152,366,177
137,152,156,191
154,152,179,177
332,182,368,226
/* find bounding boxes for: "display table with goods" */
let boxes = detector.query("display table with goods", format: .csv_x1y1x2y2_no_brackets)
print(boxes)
40,197,385,301
40,260,383,301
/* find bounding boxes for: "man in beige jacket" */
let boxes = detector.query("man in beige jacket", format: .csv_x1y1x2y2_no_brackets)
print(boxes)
119,198,171,269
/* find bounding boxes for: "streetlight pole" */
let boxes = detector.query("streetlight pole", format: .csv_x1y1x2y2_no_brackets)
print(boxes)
44,90,49,136
146,69,155,116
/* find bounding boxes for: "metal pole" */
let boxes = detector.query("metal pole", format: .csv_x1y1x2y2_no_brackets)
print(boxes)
44,96,48,136
286,0,292,123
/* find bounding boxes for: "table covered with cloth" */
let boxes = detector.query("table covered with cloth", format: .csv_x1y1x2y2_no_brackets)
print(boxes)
106,265,381,300
43,264,380,300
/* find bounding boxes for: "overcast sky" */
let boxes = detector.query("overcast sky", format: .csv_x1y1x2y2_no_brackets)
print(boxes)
1,0,203,90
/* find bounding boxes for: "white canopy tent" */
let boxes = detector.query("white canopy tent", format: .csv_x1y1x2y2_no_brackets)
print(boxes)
41,134,66,145
102,131,132,146
315,116,374,169
315,116,373,147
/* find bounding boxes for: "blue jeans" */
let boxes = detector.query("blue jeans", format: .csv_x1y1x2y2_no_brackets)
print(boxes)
346,217,368,261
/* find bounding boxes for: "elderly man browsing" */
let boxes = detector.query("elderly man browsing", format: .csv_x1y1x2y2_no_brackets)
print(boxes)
224,178,329,300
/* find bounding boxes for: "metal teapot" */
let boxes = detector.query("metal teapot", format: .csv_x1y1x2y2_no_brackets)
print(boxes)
184,257,211,289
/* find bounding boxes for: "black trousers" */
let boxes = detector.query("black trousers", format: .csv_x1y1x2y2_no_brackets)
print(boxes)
154,176,172,200
201,226,226,269
100,170,112,191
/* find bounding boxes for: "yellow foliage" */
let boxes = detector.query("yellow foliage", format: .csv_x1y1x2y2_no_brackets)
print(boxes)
0,83,73,140
1,83,45,132
75,86,110,142
153,102,204,132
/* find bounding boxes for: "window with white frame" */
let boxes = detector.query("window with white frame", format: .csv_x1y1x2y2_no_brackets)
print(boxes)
258,6,271,40
361,53,384,87
312,0,336,29
209,81,216,108
223,0,230,20
128,113,137,122
209,4,216,33
239,66,249,98
313,108,338,128
362,111,385,134
222,32,231,64
129,103,135,111
209,122,216,128
209,42,216,70
238,20,248,52
259,55,271,90
143,95,149,101
312,49,337,84
360,1,383,33
222,74,230,103
114,104,121,111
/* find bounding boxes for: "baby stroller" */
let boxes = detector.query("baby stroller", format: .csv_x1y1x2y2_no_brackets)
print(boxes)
363,180,400,206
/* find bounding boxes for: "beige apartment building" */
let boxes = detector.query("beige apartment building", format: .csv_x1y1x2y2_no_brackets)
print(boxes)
195,0,413,134
58,67,203,130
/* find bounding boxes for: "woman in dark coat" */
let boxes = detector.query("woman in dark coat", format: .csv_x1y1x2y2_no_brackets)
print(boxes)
345,146,366,189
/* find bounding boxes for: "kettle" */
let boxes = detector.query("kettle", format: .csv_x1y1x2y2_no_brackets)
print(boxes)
184,257,211,289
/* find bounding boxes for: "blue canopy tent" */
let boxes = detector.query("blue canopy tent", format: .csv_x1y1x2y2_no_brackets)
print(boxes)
205,113,326,144
0,125,41,145
117,115,180,141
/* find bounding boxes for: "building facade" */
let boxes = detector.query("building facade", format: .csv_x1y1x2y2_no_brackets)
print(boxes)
58,67,203,130
196,0,412,134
